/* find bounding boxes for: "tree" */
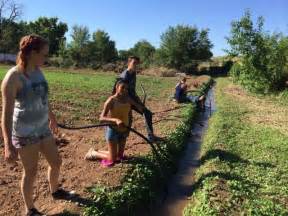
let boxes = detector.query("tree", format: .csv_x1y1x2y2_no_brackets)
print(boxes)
225,10,265,57
66,28,117,68
130,40,155,68
0,0,22,23
67,25,91,67
226,10,288,92
0,20,28,53
28,17,68,55
0,0,23,53
118,49,133,61
89,30,117,65
70,25,90,49
157,25,213,72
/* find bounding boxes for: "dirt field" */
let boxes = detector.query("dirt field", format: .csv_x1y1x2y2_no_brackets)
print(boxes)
0,66,208,215
0,99,185,215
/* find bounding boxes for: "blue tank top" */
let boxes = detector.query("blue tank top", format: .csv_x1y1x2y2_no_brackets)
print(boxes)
11,66,51,138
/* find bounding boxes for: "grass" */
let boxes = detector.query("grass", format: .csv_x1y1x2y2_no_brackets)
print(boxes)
183,78,288,216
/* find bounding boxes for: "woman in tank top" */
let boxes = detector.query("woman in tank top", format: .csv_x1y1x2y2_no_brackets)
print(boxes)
85,79,143,167
1,35,65,216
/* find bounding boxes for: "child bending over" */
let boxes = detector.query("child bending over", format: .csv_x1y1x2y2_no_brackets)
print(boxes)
85,80,142,167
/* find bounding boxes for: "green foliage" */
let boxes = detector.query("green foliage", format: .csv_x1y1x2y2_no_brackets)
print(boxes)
0,20,28,54
156,25,213,73
59,27,118,69
70,25,90,49
117,40,155,69
66,25,91,67
50,39,74,68
226,10,288,93
89,30,118,66
84,163,158,216
28,17,68,55
129,40,156,68
0,16,68,56
0,0,23,53
229,62,241,82
118,50,133,61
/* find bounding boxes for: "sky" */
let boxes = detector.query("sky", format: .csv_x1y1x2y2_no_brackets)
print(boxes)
19,0,288,56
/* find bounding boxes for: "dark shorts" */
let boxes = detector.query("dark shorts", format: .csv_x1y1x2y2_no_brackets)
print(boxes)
105,126,129,142
12,131,53,149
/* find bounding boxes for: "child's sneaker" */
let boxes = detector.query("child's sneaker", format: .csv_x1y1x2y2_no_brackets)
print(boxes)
101,159,114,167
84,148,96,160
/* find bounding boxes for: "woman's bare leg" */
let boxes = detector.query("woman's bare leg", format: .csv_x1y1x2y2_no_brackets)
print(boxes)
39,136,62,193
18,144,40,214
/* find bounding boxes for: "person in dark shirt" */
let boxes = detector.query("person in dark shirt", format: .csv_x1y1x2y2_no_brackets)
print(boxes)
174,77,205,108
118,56,160,142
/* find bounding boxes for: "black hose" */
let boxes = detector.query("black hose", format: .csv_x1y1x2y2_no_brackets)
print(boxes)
58,123,152,143
57,122,170,169
57,123,110,130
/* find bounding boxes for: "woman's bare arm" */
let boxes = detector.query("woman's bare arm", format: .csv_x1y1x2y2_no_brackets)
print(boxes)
48,102,58,134
1,72,20,162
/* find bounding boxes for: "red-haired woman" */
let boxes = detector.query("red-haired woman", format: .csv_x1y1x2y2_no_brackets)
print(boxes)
1,35,64,216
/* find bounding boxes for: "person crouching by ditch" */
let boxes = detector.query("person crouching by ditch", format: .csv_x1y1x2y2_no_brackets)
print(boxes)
85,80,143,167
1,34,69,216
174,77,206,109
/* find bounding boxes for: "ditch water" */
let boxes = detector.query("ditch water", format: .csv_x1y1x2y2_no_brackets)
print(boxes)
151,86,216,216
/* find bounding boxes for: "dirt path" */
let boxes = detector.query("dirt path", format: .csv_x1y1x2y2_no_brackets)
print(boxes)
0,100,183,216
224,84,288,134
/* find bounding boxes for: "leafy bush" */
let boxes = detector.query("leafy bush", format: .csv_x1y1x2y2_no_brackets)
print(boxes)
155,25,213,73
229,62,242,82
129,40,156,68
48,56,74,68
226,10,288,93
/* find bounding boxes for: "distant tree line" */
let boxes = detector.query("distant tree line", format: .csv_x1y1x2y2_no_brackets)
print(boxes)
0,0,214,72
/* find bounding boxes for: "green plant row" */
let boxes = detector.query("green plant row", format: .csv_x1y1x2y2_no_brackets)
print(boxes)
183,78,288,216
